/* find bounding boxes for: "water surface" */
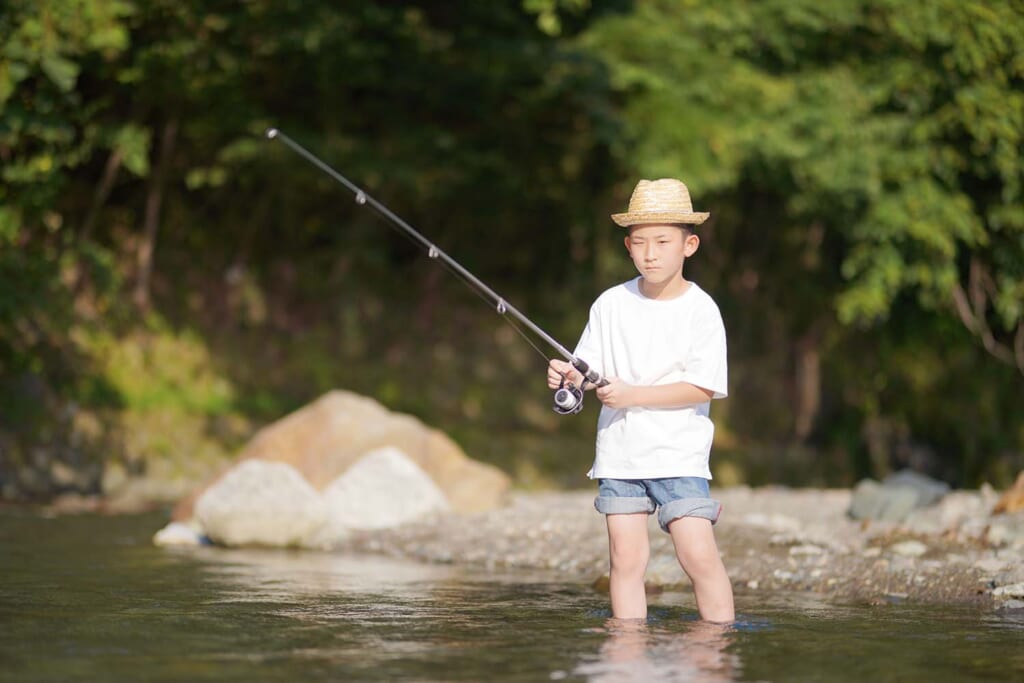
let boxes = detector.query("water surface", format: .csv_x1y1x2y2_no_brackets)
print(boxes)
1,509,1021,682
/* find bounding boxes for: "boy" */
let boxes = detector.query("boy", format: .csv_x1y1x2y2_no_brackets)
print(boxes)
547,178,734,622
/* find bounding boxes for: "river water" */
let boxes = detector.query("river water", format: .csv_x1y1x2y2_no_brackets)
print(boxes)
1,509,1021,682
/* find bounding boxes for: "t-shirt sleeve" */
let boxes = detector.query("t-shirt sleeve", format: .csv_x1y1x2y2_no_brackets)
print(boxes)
681,301,728,399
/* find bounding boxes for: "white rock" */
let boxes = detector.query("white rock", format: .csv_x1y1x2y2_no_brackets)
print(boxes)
314,447,450,547
974,557,1008,573
789,544,826,556
642,554,682,587
195,460,327,547
741,512,801,532
890,540,928,557
987,514,1024,548
992,582,1024,599
153,521,205,546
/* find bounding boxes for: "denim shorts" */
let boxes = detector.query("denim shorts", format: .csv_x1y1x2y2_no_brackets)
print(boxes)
594,476,722,533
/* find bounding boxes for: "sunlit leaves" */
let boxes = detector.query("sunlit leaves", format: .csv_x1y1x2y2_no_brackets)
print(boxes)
583,0,1024,345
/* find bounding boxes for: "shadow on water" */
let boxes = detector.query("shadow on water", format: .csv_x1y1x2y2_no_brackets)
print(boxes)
1,510,1022,682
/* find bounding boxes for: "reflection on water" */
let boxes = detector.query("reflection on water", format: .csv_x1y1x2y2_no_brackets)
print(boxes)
574,619,739,683
187,546,463,598
2,510,1023,683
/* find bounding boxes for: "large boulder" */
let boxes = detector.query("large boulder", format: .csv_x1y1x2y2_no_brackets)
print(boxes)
195,460,327,547
309,447,451,548
176,448,454,549
172,390,510,522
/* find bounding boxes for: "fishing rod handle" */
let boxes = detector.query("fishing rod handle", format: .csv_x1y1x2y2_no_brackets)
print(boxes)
571,358,610,388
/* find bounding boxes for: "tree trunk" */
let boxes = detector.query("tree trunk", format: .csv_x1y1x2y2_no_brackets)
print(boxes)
133,119,178,311
81,147,123,242
793,328,821,442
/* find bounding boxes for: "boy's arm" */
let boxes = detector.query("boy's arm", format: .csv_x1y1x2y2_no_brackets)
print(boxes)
596,378,714,410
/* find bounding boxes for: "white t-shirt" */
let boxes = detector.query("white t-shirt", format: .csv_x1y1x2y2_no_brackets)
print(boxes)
573,277,728,480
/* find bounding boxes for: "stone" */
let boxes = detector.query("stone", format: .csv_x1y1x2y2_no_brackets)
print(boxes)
312,447,450,547
153,521,207,546
195,460,327,547
986,513,1024,548
171,390,509,521
883,470,950,506
993,472,1024,514
100,461,129,496
848,470,950,522
890,540,928,557
973,557,1008,573
643,553,684,587
789,544,826,556
992,582,1024,599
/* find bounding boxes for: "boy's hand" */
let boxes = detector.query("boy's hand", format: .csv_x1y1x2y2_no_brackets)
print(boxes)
547,359,582,389
596,377,636,409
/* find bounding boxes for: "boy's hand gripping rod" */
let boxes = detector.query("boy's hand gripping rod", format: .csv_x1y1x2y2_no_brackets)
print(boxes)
265,128,608,415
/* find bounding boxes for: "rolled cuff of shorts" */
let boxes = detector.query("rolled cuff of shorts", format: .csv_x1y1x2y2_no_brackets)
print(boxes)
594,495,656,515
657,497,722,532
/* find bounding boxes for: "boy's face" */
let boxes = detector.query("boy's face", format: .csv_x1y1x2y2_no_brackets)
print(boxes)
624,224,699,284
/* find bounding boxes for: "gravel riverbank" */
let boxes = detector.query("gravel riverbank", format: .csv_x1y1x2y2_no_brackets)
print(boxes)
340,486,1024,609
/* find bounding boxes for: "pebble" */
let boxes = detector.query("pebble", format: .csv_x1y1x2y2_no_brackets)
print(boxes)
789,544,826,556
890,540,928,557
328,488,1024,609
974,557,1007,573
153,521,207,546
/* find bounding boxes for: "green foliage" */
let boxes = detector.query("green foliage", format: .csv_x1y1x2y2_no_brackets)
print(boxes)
0,0,1021,498
577,0,1023,483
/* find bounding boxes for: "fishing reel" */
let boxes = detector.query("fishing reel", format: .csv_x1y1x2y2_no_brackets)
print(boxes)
553,376,587,415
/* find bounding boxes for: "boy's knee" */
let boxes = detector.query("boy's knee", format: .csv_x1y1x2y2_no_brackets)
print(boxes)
608,544,649,576
667,519,723,573
674,541,726,581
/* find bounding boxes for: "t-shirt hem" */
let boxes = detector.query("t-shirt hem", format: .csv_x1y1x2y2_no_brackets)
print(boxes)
587,467,713,481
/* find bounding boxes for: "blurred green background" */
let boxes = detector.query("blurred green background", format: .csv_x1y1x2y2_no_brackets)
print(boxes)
2,0,1022,501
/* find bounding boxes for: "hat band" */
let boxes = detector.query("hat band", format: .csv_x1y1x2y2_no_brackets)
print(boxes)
611,210,710,227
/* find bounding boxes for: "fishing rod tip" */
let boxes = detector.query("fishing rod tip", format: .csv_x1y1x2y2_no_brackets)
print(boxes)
265,127,279,140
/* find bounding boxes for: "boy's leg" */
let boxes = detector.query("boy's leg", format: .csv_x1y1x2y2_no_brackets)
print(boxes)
667,517,734,622
605,513,650,619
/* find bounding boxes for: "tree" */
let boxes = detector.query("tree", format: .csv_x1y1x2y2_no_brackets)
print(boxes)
579,0,1024,482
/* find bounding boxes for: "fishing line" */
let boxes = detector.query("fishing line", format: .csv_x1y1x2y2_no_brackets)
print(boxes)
265,127,607,415
368,207,553,367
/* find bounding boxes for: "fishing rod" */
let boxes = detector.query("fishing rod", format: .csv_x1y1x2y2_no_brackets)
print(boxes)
264,127,607,415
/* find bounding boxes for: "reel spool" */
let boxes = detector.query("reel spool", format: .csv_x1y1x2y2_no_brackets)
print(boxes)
553,377,586,415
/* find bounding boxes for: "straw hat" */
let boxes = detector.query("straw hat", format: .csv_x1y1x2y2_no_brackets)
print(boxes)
611,178,710,227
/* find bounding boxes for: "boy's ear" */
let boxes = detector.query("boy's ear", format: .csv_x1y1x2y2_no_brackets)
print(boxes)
684,232,700,257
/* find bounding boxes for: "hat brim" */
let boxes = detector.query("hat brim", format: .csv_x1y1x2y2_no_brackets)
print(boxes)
611,210,710,227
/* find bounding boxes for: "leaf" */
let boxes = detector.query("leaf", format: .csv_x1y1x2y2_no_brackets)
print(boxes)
112,124,151,177
40,55,80,92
